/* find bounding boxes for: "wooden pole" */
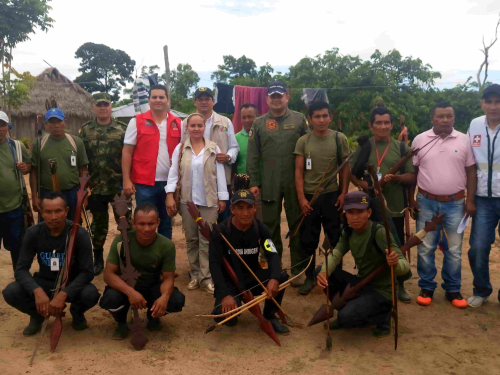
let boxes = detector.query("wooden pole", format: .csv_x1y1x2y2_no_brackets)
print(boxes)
163,45,171,98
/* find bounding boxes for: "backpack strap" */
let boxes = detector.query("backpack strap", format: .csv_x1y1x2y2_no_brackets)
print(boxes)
369,222,384,255
40,133,77,152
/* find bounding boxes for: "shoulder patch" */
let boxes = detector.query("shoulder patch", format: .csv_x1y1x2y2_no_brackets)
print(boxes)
264,239,277,253
248,128,254,139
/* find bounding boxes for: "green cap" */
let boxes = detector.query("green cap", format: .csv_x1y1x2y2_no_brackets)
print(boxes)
93,92,112,104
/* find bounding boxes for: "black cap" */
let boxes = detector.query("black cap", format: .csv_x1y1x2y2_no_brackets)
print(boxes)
482,84,500,99
267,81,287,96
343,191,370,211
231,189,255,205
194,87,214,99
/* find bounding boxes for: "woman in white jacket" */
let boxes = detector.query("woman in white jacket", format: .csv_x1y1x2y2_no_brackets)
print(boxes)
166,113,228,294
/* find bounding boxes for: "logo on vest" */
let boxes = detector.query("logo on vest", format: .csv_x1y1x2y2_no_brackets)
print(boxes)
145,120,154,127
473,135,481,147
266,119,277,131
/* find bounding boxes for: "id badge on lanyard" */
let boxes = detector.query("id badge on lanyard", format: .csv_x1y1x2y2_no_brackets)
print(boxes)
71,151,77,167
51,250,60,271
306,152,312,170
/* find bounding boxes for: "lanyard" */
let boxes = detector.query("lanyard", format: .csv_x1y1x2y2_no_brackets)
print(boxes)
374,139,391,173
485,123,500,197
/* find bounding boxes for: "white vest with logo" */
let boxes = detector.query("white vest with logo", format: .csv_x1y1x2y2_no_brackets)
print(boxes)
469,115,500,197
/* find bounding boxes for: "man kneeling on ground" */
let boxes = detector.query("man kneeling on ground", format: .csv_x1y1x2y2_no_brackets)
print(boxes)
316,191,409,337
209,176,290,334
99,204,185,339
2,192,99,335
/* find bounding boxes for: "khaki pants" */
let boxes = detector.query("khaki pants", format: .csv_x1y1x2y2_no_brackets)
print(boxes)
179,203,218,287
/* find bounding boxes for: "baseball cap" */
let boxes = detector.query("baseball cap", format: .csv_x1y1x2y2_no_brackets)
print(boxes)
194,87,214,99
482,84,500,99
0,111,9,124
267,81,287,96
231,189,255,205
45,108,65,121
343,191,370,211
93,92,112,104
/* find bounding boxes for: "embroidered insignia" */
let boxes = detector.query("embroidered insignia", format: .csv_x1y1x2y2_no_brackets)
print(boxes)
473,134,481,147
267,120,277,130
199,87,208,91
248,129,254,139
361,196,368,204
145,120,154,127
240,190,248,197
264,239,277,253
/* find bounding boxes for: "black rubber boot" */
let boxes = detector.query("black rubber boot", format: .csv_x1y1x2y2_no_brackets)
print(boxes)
267,316,290,335
373,314,391,337
23,315,44,336
113,323,130,340
146,318,163,331
71,307,88,331
93,250,104,276
298,277,316,295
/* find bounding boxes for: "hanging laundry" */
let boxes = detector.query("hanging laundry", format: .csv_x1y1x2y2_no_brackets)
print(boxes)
233,85,270,133
214,83,235,114
301,88,329,107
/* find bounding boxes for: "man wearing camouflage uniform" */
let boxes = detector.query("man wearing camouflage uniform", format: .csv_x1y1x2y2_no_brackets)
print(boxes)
80,93,130,275
247,82,309,285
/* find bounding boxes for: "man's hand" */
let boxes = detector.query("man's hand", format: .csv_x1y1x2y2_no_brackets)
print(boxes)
128,290,147,310
266,279,279,299
150,294,169,318
386,249,399,267
16,162,29,174
218,200,226,214
123,179,136,197
465,200,476,217
33,196,41,213
299,197,313,216
222,295,238,314
216,153,231,164
250,187,259,197
409,200,419,220
316,272,328,289
166,194,177,217
335,193,345,212
34,288,50,317
49,291,67,316
382,174,400,184
357,180,369,192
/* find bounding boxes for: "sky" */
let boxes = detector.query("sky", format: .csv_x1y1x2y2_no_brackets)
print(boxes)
10,0,500,90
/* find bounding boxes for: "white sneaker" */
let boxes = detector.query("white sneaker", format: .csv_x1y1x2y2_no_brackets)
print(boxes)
187,279,200,290
467,295,488,308
203,282,215,294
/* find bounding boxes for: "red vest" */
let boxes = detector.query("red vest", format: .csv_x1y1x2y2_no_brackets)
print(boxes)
131,110,181,185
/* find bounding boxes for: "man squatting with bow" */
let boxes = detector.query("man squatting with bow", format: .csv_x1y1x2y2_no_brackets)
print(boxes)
2,192,100,335
208,175,290,334
316,191,409,337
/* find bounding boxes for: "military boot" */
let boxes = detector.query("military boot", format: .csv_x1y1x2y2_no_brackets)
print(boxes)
23,315,44,336
93,250,104,276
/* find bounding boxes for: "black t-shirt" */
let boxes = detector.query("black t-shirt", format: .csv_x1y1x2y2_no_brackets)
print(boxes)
14,220,94,300
209,218,281,299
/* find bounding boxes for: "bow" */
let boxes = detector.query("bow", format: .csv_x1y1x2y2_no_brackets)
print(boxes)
111,193,149,350
308,213,444,337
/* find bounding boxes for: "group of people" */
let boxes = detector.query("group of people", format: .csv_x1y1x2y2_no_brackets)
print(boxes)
1,79,500,343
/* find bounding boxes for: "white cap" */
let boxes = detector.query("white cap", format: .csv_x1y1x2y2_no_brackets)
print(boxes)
0,111,9,124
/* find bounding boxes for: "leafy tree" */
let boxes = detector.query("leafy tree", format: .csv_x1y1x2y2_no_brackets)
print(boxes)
0,0,53,112
211,55,257,83
170,63,200,102
74,42,135,101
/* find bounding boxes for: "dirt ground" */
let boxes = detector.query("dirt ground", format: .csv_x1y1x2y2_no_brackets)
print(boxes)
2,192,500,375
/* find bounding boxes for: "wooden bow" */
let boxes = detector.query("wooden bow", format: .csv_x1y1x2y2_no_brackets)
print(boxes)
111,193,149,351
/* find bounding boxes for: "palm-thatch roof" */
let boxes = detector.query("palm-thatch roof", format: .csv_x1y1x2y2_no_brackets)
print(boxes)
11,68,94,118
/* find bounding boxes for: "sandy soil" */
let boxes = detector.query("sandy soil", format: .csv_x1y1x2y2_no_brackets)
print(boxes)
1,186,500,375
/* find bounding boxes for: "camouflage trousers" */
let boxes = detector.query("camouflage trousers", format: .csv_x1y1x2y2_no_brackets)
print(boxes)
87,194,132,254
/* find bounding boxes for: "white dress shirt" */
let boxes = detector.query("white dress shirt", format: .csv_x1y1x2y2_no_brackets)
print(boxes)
181,112,239,164
124,115,170,181
166,143,229,207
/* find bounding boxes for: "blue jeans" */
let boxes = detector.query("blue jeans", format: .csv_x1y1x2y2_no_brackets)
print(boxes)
468,196,500,300
416,193,465,292
0,206,23,270
135,182,172,239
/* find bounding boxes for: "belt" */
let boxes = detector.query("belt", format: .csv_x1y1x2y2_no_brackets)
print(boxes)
418,188,465,202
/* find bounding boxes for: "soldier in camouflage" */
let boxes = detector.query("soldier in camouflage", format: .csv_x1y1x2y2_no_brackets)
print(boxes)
80,93,131,276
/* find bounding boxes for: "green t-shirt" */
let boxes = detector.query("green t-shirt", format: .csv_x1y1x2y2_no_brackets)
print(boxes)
294,130,350,194
31,135,88,191
235,129,262,184
351,138,414,217
322,221,409,301
0,140,29,213
107,230,176,288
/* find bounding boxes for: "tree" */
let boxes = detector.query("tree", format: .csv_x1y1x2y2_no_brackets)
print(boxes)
477,12,500,92
74,42,135,101
211,55,257,83
0,0,53,112
170,63,200,102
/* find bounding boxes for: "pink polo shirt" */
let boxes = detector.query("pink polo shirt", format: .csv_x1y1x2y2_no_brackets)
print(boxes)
412,128,475,195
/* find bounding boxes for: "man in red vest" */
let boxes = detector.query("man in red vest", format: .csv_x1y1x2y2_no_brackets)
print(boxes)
122,85,181,239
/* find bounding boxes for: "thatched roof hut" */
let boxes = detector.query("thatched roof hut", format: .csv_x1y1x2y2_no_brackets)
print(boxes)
10,68,94,140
